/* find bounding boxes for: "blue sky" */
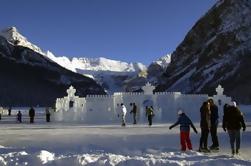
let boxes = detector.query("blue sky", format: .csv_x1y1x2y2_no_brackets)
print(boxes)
1,0,216,65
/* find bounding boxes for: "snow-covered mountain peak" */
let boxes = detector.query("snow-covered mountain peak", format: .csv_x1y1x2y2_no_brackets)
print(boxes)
46,51,147,73
0,26,44,55
153,54,171,69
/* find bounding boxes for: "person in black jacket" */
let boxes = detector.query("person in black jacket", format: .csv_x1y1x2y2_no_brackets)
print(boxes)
130,103,137,124
223,101,246,155
208,99,219,150
17,111,22,123
29,107,35,123
199,101,211,152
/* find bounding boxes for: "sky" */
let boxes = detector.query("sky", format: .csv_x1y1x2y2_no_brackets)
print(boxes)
0,0,216,65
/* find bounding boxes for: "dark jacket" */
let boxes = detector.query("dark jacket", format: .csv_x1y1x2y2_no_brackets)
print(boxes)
200,105,211,129
170,113,197,133
210,104,219,126
130,105,137,114
146,107,154,116
223,106,246,130
29,108,35,117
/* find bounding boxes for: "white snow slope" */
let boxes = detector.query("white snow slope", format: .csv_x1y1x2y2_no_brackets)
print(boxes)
0,27,45,55
152,54,171,70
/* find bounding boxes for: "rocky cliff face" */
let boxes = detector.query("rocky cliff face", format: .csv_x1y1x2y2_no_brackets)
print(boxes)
157,0,251,103
0,37,105,107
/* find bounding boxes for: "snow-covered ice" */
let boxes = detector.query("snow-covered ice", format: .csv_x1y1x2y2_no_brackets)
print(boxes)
0,121,250,166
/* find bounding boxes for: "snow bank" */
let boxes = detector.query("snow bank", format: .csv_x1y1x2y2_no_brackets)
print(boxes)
37,150,55,164
0,149,250,166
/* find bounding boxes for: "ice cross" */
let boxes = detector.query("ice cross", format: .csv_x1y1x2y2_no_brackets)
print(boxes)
67,86,76,97
142,82,155,95
216,84,224,95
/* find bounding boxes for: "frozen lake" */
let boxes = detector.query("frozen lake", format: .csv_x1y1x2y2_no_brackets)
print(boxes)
0,122,250,166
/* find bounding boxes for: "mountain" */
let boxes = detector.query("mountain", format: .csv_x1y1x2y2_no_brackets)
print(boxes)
0,36,105,107
0,26,171,95
0,27,147,94
122,54,171,92
45,51,147,94
157,0,251,104
0,27,44,55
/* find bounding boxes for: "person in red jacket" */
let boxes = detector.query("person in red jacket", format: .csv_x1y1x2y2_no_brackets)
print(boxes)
169,110,198,151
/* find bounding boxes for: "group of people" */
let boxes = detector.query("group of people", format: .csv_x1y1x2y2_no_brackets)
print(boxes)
0,107,51,123
16,107,36,123
117,103,155,127
169,99,246,156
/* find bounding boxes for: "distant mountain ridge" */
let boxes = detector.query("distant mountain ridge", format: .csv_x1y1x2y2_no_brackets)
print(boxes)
1,27,170,94
0,36,105,106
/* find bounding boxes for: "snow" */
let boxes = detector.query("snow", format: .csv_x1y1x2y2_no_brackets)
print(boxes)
38,151,55,164
0,105,250,165
219,0,251,34
45,51,147,73
0,27,45,55
153,54,171,69
167,68,196,92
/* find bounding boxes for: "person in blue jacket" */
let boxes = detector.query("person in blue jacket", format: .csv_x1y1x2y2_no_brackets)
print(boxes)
169,110,198,151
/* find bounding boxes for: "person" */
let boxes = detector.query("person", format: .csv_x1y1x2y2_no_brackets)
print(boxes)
116,103,120,118
146,106,154,126
29,107,35,123
169,110,198,151
17,111,22,123
46,107,51,122
223,101,246,155
8,107,12,116
208,99,219,150
121,103,127,126
0,107,3,120
130,103,137,124
199,101,211,152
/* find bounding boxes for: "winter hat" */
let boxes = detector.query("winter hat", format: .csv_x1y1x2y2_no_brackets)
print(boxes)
232,101,237,107
178,110,183,115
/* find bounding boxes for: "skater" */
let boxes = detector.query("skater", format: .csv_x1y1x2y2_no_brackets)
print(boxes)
17,111,22,123
169,110,198,151
8,107,12,116
223,101,246,155
29,107,35,123
208,99,219,150
199,101,211,152
45,107,51,122
145,106,154,126
116,103,120,118
120,103,127,126
130,103,137,124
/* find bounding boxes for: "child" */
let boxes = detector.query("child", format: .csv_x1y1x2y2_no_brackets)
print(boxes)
169,110,198,151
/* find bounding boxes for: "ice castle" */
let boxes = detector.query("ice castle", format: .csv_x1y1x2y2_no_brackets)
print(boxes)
54,83,231,123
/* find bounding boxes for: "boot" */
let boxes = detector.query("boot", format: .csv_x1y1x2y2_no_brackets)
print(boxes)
232,149,235,156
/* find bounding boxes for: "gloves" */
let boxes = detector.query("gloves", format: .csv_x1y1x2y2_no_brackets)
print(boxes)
243,127,246,132
169,126,172,130
223,128,226,132
194,130,198,134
